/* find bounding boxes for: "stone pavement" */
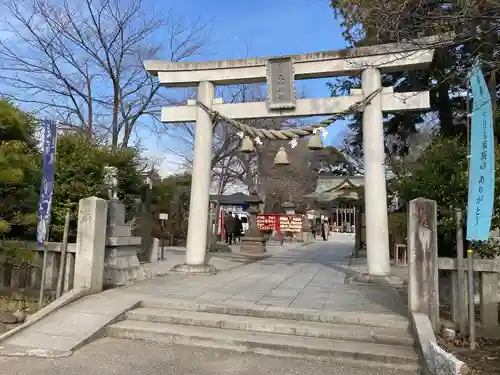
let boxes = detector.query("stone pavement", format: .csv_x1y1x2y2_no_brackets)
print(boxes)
143,240,307,277
0,234,408,362
0,338,416,375
346,253,410,284
122,234,406,315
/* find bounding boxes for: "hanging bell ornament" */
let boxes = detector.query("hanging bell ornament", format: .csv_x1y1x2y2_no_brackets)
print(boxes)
274,146,290,166
307,132,324,150
239,135,255,153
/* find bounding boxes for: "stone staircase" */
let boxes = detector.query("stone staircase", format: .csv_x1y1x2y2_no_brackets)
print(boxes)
106,298,422,372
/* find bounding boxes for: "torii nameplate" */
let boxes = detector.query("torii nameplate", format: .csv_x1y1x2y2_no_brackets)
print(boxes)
267,57,296,110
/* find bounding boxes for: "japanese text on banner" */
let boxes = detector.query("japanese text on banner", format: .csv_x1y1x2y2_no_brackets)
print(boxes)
36,120,57,246
466,59,495,241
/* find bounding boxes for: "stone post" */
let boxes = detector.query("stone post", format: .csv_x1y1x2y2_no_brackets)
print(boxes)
73,197,108,294
354,203,363,255
241,193,268,259
207,200,217,251
361,68,391,276
172,81,217,274
408,198,440,331
139,176,153,262
149,238,160,263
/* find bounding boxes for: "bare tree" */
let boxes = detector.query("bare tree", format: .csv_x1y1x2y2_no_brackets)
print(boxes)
166,84,267,193
166,80,318,205
331,0,499,139
0,0,210,148
167,113,243,194
257,139,316,213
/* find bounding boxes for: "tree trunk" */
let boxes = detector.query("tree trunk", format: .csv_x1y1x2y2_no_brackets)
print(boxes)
111,80,120,150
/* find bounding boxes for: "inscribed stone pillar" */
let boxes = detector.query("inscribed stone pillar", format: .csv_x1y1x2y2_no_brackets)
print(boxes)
361,67,390,276
408,197,440,331
74,197,108,294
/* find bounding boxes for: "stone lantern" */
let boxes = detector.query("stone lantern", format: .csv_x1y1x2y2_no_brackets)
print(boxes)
280,202,297,244
282,202,296,215
240,192,268,259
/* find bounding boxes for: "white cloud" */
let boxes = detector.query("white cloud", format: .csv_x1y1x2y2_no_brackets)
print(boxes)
159,153,188,177
143,150,187,178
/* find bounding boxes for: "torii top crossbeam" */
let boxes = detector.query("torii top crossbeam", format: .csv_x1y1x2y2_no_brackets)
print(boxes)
143,36,443,123
144,37,439,87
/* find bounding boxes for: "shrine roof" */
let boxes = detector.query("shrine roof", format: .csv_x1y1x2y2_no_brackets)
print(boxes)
210,192,250,205
315,175,364,194
303,175,364,202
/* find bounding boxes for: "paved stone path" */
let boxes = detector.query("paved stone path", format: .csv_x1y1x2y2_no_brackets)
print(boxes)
143,240,305,277
0,338,415,375
0,234,412,374
122,234,406,315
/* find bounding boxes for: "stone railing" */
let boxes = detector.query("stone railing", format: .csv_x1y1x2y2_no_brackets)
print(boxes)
1,196,147,298
439,257,500,337
0,241,76,295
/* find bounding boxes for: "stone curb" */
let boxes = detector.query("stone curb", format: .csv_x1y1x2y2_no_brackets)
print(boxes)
411,312,471,375
0,288,90,345
0,290,142,358
69,298,142,353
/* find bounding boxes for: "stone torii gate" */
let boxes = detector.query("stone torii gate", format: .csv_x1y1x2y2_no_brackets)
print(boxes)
145,39,435,279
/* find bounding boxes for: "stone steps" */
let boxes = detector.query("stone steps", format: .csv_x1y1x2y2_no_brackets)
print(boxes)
139,297,412,329
107,319,420,372
125,307,415,347
106,299,421,372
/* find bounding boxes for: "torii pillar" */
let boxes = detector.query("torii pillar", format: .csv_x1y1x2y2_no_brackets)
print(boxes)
171,81,217,274
361,68,390,277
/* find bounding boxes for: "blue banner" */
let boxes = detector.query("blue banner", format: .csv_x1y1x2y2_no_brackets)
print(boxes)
36,120,57,246
466,59,495,241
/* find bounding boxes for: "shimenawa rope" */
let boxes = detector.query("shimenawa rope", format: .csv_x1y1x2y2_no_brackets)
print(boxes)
196,87,383,140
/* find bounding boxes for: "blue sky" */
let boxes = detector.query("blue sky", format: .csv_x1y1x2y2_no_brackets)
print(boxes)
139,0,349,175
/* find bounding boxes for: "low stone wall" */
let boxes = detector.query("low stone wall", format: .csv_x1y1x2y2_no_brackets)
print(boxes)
412,313,471,375
438,257,500,337
0,241,76,293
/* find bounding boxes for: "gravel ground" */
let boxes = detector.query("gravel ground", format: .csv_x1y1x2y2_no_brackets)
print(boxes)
439,336,500,374
0,338,418,375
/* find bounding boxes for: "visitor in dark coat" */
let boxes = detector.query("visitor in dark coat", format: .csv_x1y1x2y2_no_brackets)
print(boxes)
233,215,243,243
224,211,236,245
311,220,317,240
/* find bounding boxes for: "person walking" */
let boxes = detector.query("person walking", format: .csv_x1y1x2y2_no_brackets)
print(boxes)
233,215,243,243
321,220,329,241
224,211,236,245
311,219,317,240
